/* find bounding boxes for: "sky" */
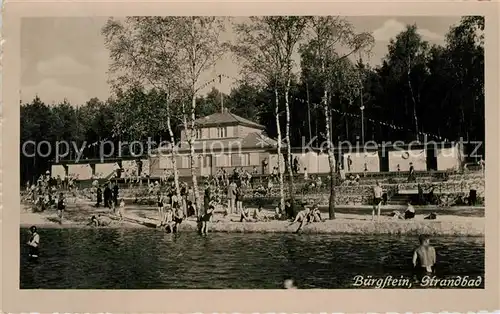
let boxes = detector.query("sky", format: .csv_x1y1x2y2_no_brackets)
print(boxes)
20,16,461,106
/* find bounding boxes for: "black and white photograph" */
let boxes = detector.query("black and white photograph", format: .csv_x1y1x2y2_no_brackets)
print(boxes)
18,14,487,290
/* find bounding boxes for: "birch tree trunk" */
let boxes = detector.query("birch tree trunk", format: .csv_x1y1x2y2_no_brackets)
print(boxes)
322,62,336,219
165,104,182,214
189,93,201,215
306,82,313,142
284,77,295,201
407,59,419,141
275,87,285,209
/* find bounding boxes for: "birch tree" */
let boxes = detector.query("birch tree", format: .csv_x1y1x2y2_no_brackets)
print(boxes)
173,17,228,213
265,17,310,202
232,17,288,209
303,17,374,219
102,17,183,203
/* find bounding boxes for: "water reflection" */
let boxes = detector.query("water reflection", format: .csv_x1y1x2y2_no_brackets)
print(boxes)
20,229,484,289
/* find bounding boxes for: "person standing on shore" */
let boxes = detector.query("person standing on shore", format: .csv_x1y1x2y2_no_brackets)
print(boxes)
173,204,184,233
57,192,66,224
113,182,119,206
412,234,436,282
235,185,243,214
227,181,237,215
103,184,112,208
157,191,165,227
27,226,40,259
199,205,215,235
96,185,102,208
372,181,383,221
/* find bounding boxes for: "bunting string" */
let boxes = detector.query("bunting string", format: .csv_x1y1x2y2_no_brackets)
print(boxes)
292,96,447,141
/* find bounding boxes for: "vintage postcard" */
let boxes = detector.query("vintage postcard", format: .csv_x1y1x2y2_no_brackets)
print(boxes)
1,0,499,312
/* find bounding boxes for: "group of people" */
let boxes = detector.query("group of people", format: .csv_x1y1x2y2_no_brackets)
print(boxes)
25,171,70,221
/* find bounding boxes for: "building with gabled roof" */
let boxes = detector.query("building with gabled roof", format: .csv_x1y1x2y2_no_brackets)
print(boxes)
149,109,285,177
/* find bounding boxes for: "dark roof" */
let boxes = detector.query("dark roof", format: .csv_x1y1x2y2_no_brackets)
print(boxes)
193,111,265,130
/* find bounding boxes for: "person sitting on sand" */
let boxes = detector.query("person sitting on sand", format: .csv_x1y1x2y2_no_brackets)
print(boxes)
88,214,112,227
412,234,436,282
424,212,437,220
290,207,311,233
284,200,294,220
240,206,251,222
389,210,404,220
309,204,322,222
404,202,416,220
199,205,215,235
274,206,283,220
253,205,267,221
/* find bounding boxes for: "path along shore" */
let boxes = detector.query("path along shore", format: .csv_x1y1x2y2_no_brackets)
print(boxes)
20,201,484,236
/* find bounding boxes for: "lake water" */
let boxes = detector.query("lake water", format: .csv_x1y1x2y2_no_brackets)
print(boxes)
20,228,484,289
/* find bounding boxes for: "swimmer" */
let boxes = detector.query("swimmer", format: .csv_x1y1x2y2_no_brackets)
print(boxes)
412,234,436,282
27,226,40,259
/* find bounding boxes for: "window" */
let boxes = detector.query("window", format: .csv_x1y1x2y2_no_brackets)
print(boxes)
217,127,227,138
241,153,250,166
196,128,203,139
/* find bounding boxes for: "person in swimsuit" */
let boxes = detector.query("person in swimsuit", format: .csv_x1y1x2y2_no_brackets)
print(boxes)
372,181,383,221
27,226,40,259
240,206,251,222
88,214,112,227
164,208,174,233
173,205,184,233
412,234,436,282
57,192,65,224
290,207,311,233
118,198,125,221
157,192,165,227
309,204,322,222
252,205,266,221
404,201,416,219
199,205,215,235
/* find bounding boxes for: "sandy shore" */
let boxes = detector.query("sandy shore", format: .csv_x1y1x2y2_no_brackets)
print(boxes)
20,201,484,236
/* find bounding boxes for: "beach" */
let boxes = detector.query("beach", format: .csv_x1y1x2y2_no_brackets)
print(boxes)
20,201,485,236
